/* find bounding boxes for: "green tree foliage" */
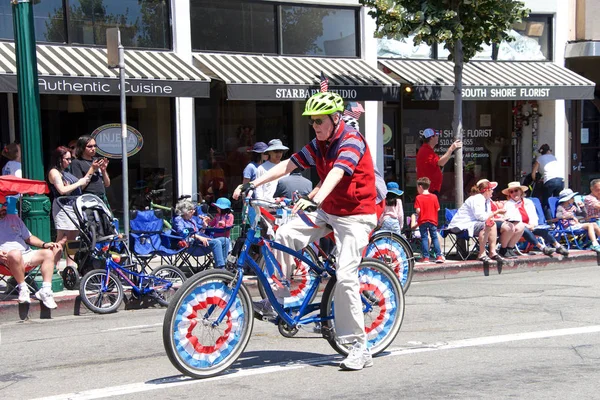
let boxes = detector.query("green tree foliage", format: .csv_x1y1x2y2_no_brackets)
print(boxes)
360,0,529,61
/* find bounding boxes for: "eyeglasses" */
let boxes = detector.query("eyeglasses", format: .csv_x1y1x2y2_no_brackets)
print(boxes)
308,118,324,126
86,144,97,148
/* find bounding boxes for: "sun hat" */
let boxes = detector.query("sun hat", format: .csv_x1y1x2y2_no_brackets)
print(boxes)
248,142,268,153
422,128,439,138
501,181,529,196
476,179,498,191
558,188,578,203
264,139,289,152
212,197,232,210
386,182,404,196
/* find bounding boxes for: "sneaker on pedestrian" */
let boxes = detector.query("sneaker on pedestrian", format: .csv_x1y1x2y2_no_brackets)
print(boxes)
252,298,277,320
501,248,518,259
340,341,373,371
541,246,555,256
420,257,430,263
507,248,521,258
35,289,57,309
590,245,600,254
555,245,569,256
435,255,445,264
18,286,31,304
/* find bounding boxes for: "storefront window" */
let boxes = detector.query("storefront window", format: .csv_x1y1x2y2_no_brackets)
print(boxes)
377,36,432,59
401,100,512,204
497,15,552,61
0,0,65,43
281,5,357,57
195,85,293,205
1,0,170,49
34,94,174,220
191,0,276,54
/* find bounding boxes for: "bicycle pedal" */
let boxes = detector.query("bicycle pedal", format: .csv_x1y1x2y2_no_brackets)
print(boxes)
321,325,334,340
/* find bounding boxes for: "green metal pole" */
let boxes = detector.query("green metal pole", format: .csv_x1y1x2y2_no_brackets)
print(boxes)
12,0,61,291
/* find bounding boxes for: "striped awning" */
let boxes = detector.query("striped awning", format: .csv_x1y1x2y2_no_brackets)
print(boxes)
194,52,400,101
378,59,595,101
0,42,210,97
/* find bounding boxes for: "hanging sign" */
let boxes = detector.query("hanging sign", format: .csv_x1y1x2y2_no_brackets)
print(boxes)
91,124,144,159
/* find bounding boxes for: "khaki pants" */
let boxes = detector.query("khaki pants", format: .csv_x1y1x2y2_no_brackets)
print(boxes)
274,210,377,346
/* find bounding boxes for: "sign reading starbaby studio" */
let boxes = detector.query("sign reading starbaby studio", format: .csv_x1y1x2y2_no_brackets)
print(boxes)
91,124,143,159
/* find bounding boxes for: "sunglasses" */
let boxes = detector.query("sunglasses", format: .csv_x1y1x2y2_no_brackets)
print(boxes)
308,118,325,126
509,189,521,194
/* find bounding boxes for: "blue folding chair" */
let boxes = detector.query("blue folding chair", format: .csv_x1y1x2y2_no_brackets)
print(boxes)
439,209,479,260
548,196,590,250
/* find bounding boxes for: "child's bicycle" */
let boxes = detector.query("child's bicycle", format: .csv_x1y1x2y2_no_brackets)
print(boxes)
79,236,187,314
162,198,405,378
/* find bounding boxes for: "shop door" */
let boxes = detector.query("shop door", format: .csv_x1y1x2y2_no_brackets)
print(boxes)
383,107,400,183
574,99,600,193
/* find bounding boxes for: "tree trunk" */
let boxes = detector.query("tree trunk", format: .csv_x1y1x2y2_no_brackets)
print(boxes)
452,39,464,207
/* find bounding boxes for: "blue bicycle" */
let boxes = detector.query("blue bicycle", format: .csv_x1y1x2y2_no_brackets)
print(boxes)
162,198,405,379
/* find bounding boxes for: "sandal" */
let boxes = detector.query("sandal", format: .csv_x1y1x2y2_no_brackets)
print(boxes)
477,255,495,263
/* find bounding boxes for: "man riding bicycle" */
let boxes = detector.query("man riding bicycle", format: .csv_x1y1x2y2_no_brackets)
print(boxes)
233,91,378,371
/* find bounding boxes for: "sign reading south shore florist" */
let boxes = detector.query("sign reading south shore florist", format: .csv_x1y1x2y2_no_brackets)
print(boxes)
91,124,143,159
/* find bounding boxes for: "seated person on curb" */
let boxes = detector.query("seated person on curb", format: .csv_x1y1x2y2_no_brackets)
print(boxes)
584,178,600,225
502,181,568,257
414,177,443,263
490,196,525,260
556,188,600,253
447,179,508,266
0,198,61,308
172,198,229,269
234,91,378,371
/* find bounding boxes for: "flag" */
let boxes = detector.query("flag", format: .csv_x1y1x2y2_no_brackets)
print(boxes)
320,71,329,93
343,101,364,119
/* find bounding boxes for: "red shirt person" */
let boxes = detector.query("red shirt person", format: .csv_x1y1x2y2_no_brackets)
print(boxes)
416,128,462,195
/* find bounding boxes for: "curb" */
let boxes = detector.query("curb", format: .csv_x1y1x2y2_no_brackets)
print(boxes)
1,250,598,323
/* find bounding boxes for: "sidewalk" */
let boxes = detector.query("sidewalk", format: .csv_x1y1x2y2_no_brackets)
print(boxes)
1,249,598,323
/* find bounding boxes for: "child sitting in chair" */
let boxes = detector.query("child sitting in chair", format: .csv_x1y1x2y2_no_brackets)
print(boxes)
208,197,234,239
556,188,600,253
173,198,229,268
378,182,404,235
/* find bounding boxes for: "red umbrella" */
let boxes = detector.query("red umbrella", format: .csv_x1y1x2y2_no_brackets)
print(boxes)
0,175,48,197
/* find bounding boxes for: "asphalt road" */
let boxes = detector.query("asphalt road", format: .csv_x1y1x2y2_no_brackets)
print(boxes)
2,263,600,400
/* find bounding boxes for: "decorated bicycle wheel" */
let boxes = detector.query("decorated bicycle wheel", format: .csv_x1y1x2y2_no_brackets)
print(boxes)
320,258,404,356
258,245,319,309
163,270,253,379
364,231,414,293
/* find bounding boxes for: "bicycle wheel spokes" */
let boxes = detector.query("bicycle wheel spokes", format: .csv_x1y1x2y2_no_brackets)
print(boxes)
164,271,253,378
80,270,124,314
365,232,414,292
150,265,186,307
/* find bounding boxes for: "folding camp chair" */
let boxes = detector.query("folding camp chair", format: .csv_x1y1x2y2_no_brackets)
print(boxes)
439,209,479,260
548,196,590,250
0,264,40,301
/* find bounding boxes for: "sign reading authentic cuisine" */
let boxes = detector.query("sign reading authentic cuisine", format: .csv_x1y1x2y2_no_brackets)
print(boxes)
91,124,144,159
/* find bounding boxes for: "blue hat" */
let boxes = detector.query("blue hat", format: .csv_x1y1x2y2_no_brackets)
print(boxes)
386,182,404,196
423,128,439,138
248,142,268,153
212,197,232,209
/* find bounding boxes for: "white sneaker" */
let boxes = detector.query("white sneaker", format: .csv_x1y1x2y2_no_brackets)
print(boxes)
18,286,31,304
35,289,58,309
340,341,373,371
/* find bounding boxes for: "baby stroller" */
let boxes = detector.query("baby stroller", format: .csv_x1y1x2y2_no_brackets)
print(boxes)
57,194,123,289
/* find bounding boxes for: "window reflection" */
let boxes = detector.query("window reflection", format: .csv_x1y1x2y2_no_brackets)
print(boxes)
282,6,357,57
0,0,65,43
191,0,276,54
377,36,432,59
497,15,551,61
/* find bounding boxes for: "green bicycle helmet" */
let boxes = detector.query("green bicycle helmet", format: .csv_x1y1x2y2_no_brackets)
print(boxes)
303,92,344,116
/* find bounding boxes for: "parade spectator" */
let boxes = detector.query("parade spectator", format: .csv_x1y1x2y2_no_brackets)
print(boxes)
255,139,289,201
208,197,234,239
70,135,111,205
584,179,600,222
2,142,21,177
0,199,62,308
448,179,507,265
556,188,600,253
416,128,462,196
173,198,229,269
531,144,564,219
502,181,568,257
273,168,313,199
379,182,404,235
242,142,269,185
414,177,443,263
47,146,91,270
490,192,526,259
